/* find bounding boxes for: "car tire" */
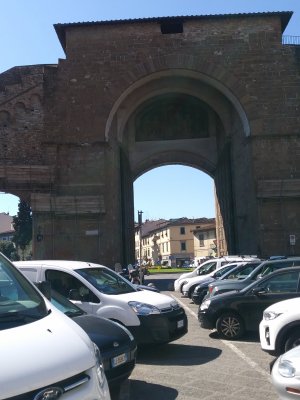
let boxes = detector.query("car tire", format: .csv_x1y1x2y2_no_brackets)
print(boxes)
188,285,197,298
216,312,245,340
284,329,300,352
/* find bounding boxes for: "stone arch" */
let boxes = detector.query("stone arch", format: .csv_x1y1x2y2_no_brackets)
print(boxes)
105,60,250,141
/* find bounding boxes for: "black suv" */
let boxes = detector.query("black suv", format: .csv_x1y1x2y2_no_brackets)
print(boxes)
198,266,300,340
207,257,300,299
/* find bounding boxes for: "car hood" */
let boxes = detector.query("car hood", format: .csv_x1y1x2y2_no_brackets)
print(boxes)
264,297,300,313
210,290,240,302
117,289,177,310
212,279,250,290
0,307,95,398
73,314,134,348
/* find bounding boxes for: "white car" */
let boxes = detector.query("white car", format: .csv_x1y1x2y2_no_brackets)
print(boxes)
174,256,257,293
15,260,188,345
181,262,245,298
271,345,300,399
260,297,300,356
1,253,110,400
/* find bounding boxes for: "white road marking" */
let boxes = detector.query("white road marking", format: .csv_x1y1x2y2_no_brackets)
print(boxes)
171,294,271,381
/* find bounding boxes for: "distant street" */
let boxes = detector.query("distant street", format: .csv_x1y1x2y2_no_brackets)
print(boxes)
118,273,278,400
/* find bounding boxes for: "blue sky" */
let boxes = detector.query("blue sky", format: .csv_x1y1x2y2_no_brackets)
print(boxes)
0,0,299,219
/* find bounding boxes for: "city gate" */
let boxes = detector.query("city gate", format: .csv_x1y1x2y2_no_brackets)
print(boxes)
0,11,299,264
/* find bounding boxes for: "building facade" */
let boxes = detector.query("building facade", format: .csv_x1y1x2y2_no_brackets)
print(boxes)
0,213,14,241
135,218,216,267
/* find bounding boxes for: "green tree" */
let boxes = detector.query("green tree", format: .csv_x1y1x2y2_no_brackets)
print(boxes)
0,240,19,260
12,200,32,260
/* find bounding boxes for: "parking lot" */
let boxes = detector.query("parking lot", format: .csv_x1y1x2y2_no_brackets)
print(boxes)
119,274,279,400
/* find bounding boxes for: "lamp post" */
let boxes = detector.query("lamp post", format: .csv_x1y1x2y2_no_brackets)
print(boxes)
138,210,143,283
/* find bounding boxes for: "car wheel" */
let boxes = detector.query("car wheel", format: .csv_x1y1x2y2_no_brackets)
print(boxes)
284,329,300,352
188,285,197,298
180,283,185,294
216,312,245,340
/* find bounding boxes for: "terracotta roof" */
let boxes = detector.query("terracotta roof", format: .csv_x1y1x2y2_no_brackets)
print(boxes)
139,217,215,237
54,11,293,52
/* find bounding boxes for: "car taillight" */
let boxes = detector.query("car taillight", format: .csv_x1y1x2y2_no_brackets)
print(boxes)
209,287,213,293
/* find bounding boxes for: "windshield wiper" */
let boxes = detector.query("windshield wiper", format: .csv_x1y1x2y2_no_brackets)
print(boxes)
65,310,84,318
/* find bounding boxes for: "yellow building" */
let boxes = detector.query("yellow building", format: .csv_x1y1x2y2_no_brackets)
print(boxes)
135,218,216,267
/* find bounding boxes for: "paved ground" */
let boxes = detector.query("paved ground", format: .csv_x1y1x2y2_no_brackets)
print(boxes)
115,273,279,400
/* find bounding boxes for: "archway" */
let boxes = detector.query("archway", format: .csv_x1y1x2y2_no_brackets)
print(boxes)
106,70,253,264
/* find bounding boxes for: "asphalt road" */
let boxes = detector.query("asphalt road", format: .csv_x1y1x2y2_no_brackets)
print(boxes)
116,273,279,400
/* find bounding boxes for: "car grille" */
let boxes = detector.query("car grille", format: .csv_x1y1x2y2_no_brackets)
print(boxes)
5,372,90,400
161,303,181,313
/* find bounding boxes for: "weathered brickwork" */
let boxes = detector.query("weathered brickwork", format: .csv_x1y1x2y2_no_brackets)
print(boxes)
0,12,299,263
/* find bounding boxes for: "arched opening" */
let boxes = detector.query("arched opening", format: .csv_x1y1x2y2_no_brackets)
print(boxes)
0,192,33,260
107,71,253,264
133,165,216,266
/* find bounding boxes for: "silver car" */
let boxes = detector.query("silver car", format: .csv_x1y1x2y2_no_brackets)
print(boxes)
271,345,300,399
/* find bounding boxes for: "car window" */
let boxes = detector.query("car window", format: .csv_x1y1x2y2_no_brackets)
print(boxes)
259,261,294,278
198,262,217,275
224,263,259,280
76,267,136,295
45,269,100,303
256,270,300,293
214,264,237,279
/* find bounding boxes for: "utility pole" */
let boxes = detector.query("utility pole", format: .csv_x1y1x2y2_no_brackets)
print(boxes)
138,210,143,283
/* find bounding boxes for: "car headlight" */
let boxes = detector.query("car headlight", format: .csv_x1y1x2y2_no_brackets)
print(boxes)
200,299,211,310
128,301,161,315
93,342,106,387
263,311,282,321
278,358,296,378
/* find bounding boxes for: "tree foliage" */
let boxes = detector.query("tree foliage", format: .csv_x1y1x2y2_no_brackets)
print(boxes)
0,240,19,260
12,200,32,252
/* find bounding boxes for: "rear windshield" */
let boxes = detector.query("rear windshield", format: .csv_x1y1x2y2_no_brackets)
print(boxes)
0,253,47,330
76,267,136,295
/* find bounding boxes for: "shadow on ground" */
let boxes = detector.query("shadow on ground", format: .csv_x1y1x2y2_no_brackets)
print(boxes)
127,380,178,400
136,342,222,366
209,330,260,343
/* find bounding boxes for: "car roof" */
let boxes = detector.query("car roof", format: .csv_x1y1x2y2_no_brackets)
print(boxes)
14,260,107,271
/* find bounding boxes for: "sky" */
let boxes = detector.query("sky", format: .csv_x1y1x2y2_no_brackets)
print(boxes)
0,0,299,219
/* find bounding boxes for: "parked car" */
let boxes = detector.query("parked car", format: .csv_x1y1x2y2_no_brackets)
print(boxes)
14,260,188,345
191,260,262,304
206,257,300,299
199,266,300,340
174,255,257,293
0,252,110,400
271,345,300,399
44,288,137,392
181,261,246,298
260,297,300,356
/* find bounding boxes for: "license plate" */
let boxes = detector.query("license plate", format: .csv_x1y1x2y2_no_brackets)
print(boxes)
111,353,127,368
177,319,184,328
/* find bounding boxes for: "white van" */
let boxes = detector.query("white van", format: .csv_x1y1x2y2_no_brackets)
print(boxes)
15,260,188,345
0,253,110,400
174,256,258,293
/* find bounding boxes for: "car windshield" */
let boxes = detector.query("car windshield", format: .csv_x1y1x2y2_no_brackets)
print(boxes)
51,289,85,317
198,261,217,276
0,253,48,330
223,262,261,280
76,267,137,295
